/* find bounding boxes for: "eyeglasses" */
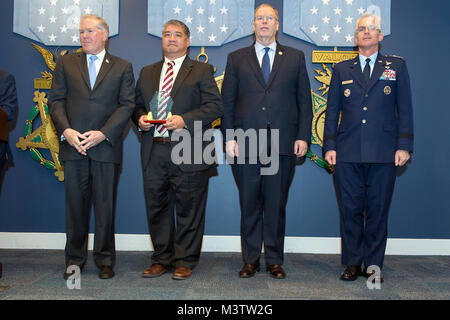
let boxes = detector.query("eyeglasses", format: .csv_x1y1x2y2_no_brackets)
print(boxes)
357,25,380,32
255,15,277,22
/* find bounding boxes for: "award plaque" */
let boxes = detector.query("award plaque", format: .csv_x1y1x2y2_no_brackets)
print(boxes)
145,91,174,124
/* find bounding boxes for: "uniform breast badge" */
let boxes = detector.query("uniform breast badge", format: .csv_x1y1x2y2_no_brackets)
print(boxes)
344,89,351,97
384,86,392,95
380,69,396,81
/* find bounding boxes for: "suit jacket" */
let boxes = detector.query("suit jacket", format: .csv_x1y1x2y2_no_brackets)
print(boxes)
0,70,18,142
133,56,223,172
323,53,414,163
49,51,135,164
221,42,313,156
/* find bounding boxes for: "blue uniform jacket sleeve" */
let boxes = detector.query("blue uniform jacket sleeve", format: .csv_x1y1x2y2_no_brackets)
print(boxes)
395,60,414,153
323,64,342,153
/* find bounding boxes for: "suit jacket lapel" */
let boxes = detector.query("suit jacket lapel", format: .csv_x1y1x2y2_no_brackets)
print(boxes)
367,53,385,92
152,61,164,94
267,42,285,87
77,52,91,90
93,51,114,91
246,45,267,88
170,57,193,98
350,56,367,90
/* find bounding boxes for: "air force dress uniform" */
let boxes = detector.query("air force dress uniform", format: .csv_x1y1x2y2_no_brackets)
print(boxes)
323,53,414,270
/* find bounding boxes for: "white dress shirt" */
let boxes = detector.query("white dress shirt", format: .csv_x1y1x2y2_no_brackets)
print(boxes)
158,55,186,93
359,51,378,77
86,49,106,76
254,41,276,70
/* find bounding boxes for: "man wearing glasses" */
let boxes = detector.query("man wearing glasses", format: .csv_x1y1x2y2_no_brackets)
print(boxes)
50,15,135,280
324,13,414,282
221,4,312,279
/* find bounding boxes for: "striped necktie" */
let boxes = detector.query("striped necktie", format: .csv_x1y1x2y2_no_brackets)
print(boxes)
156,61,175,136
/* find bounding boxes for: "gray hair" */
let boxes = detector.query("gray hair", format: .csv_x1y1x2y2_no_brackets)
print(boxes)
81,14,109,34
163,19,190,38
355,13,382,37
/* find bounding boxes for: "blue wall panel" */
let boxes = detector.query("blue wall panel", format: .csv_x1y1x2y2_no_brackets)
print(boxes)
1,0,449,239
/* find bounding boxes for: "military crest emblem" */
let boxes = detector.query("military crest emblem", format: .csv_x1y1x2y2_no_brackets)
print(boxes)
16,43,82,181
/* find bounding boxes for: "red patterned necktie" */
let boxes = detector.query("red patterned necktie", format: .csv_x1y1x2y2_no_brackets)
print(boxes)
156,61,175,136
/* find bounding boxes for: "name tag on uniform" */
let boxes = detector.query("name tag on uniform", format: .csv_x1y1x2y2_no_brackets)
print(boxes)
342,80,353,85
379,70,396,81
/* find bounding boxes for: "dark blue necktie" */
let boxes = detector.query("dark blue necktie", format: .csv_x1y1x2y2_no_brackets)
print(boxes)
261,47,270,84
363,58,371,85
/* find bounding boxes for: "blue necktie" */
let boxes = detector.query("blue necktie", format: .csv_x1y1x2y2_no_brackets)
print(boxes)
261,47,270,85
88,55,98,89
363,58,371,85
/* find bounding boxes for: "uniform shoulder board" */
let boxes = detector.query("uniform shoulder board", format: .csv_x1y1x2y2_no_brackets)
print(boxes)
337,57,354,65
386,54,405,60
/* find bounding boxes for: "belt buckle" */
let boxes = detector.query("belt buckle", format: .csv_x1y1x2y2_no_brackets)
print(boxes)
153,137,170,143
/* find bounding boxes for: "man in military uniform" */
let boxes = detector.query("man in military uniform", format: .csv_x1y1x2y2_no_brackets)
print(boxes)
323,13,414,282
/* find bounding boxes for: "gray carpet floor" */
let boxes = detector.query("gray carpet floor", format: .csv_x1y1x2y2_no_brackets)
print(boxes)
0,249,449,300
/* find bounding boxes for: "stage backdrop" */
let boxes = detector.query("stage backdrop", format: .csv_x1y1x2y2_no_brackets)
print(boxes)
0,0,449,249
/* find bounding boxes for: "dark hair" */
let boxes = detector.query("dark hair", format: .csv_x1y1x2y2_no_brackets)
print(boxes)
163,19,190,38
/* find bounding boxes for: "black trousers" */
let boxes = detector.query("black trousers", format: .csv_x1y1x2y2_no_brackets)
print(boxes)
0,141,8,173
235,155,296,266
143,142,210,269
64,159,119,269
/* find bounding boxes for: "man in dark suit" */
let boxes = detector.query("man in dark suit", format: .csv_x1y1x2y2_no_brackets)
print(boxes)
133,20,223,280
221,4,312,279
0,69,18,178
0,69,18,279
323,13,414,282
50,14,135,279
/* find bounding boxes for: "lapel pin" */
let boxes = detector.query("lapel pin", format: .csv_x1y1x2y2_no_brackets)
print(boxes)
106,59,110,63
278,51,283,55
